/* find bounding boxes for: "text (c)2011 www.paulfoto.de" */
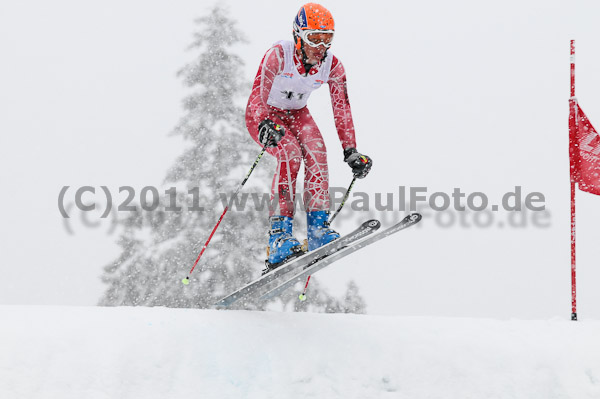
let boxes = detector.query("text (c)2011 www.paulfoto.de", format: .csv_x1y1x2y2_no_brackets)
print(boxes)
57,185,546,216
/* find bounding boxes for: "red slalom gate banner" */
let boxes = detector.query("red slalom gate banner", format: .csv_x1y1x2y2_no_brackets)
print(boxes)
568,40,600,321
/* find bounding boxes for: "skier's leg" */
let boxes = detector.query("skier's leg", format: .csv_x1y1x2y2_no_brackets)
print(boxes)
246,111,304,267
246,112,302,217
288,107,340,251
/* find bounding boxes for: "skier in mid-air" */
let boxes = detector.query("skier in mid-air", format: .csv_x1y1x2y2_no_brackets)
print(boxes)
246,3,372,271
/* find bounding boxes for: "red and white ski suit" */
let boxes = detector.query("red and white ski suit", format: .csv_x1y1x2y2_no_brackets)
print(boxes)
245,40,357,218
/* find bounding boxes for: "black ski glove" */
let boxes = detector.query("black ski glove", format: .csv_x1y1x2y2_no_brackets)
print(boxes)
344,147,372,179
258,119,285,148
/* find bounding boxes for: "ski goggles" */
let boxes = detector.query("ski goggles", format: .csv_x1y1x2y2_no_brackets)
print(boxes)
300,30,334,49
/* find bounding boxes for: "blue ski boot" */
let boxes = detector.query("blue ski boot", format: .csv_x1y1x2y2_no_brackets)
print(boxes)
307,210,340,251
264,215,304,272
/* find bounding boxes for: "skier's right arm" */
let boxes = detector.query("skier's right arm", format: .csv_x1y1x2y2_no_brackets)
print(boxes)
247,45,286,128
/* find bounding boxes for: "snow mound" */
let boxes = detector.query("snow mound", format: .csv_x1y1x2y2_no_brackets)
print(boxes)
1,306,599,399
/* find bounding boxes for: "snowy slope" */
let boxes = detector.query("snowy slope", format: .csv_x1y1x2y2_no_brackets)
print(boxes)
1,306,599,399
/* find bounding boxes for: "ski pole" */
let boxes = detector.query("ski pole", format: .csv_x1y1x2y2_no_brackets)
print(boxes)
299,177,356,299
328,176,356,225
182,143,269,285
298,275,311,301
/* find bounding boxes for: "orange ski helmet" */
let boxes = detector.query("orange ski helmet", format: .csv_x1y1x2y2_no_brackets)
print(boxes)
292,3,335,51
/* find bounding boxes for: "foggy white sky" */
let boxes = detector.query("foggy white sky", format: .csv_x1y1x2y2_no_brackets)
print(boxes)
1,0,599,319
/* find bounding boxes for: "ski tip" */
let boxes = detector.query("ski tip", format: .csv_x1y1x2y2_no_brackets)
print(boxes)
182,277,190,285
361,219,381,230
407,213,422,223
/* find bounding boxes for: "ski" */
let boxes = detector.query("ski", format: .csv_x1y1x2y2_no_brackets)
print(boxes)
213,219,381,308
258,213,422,302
